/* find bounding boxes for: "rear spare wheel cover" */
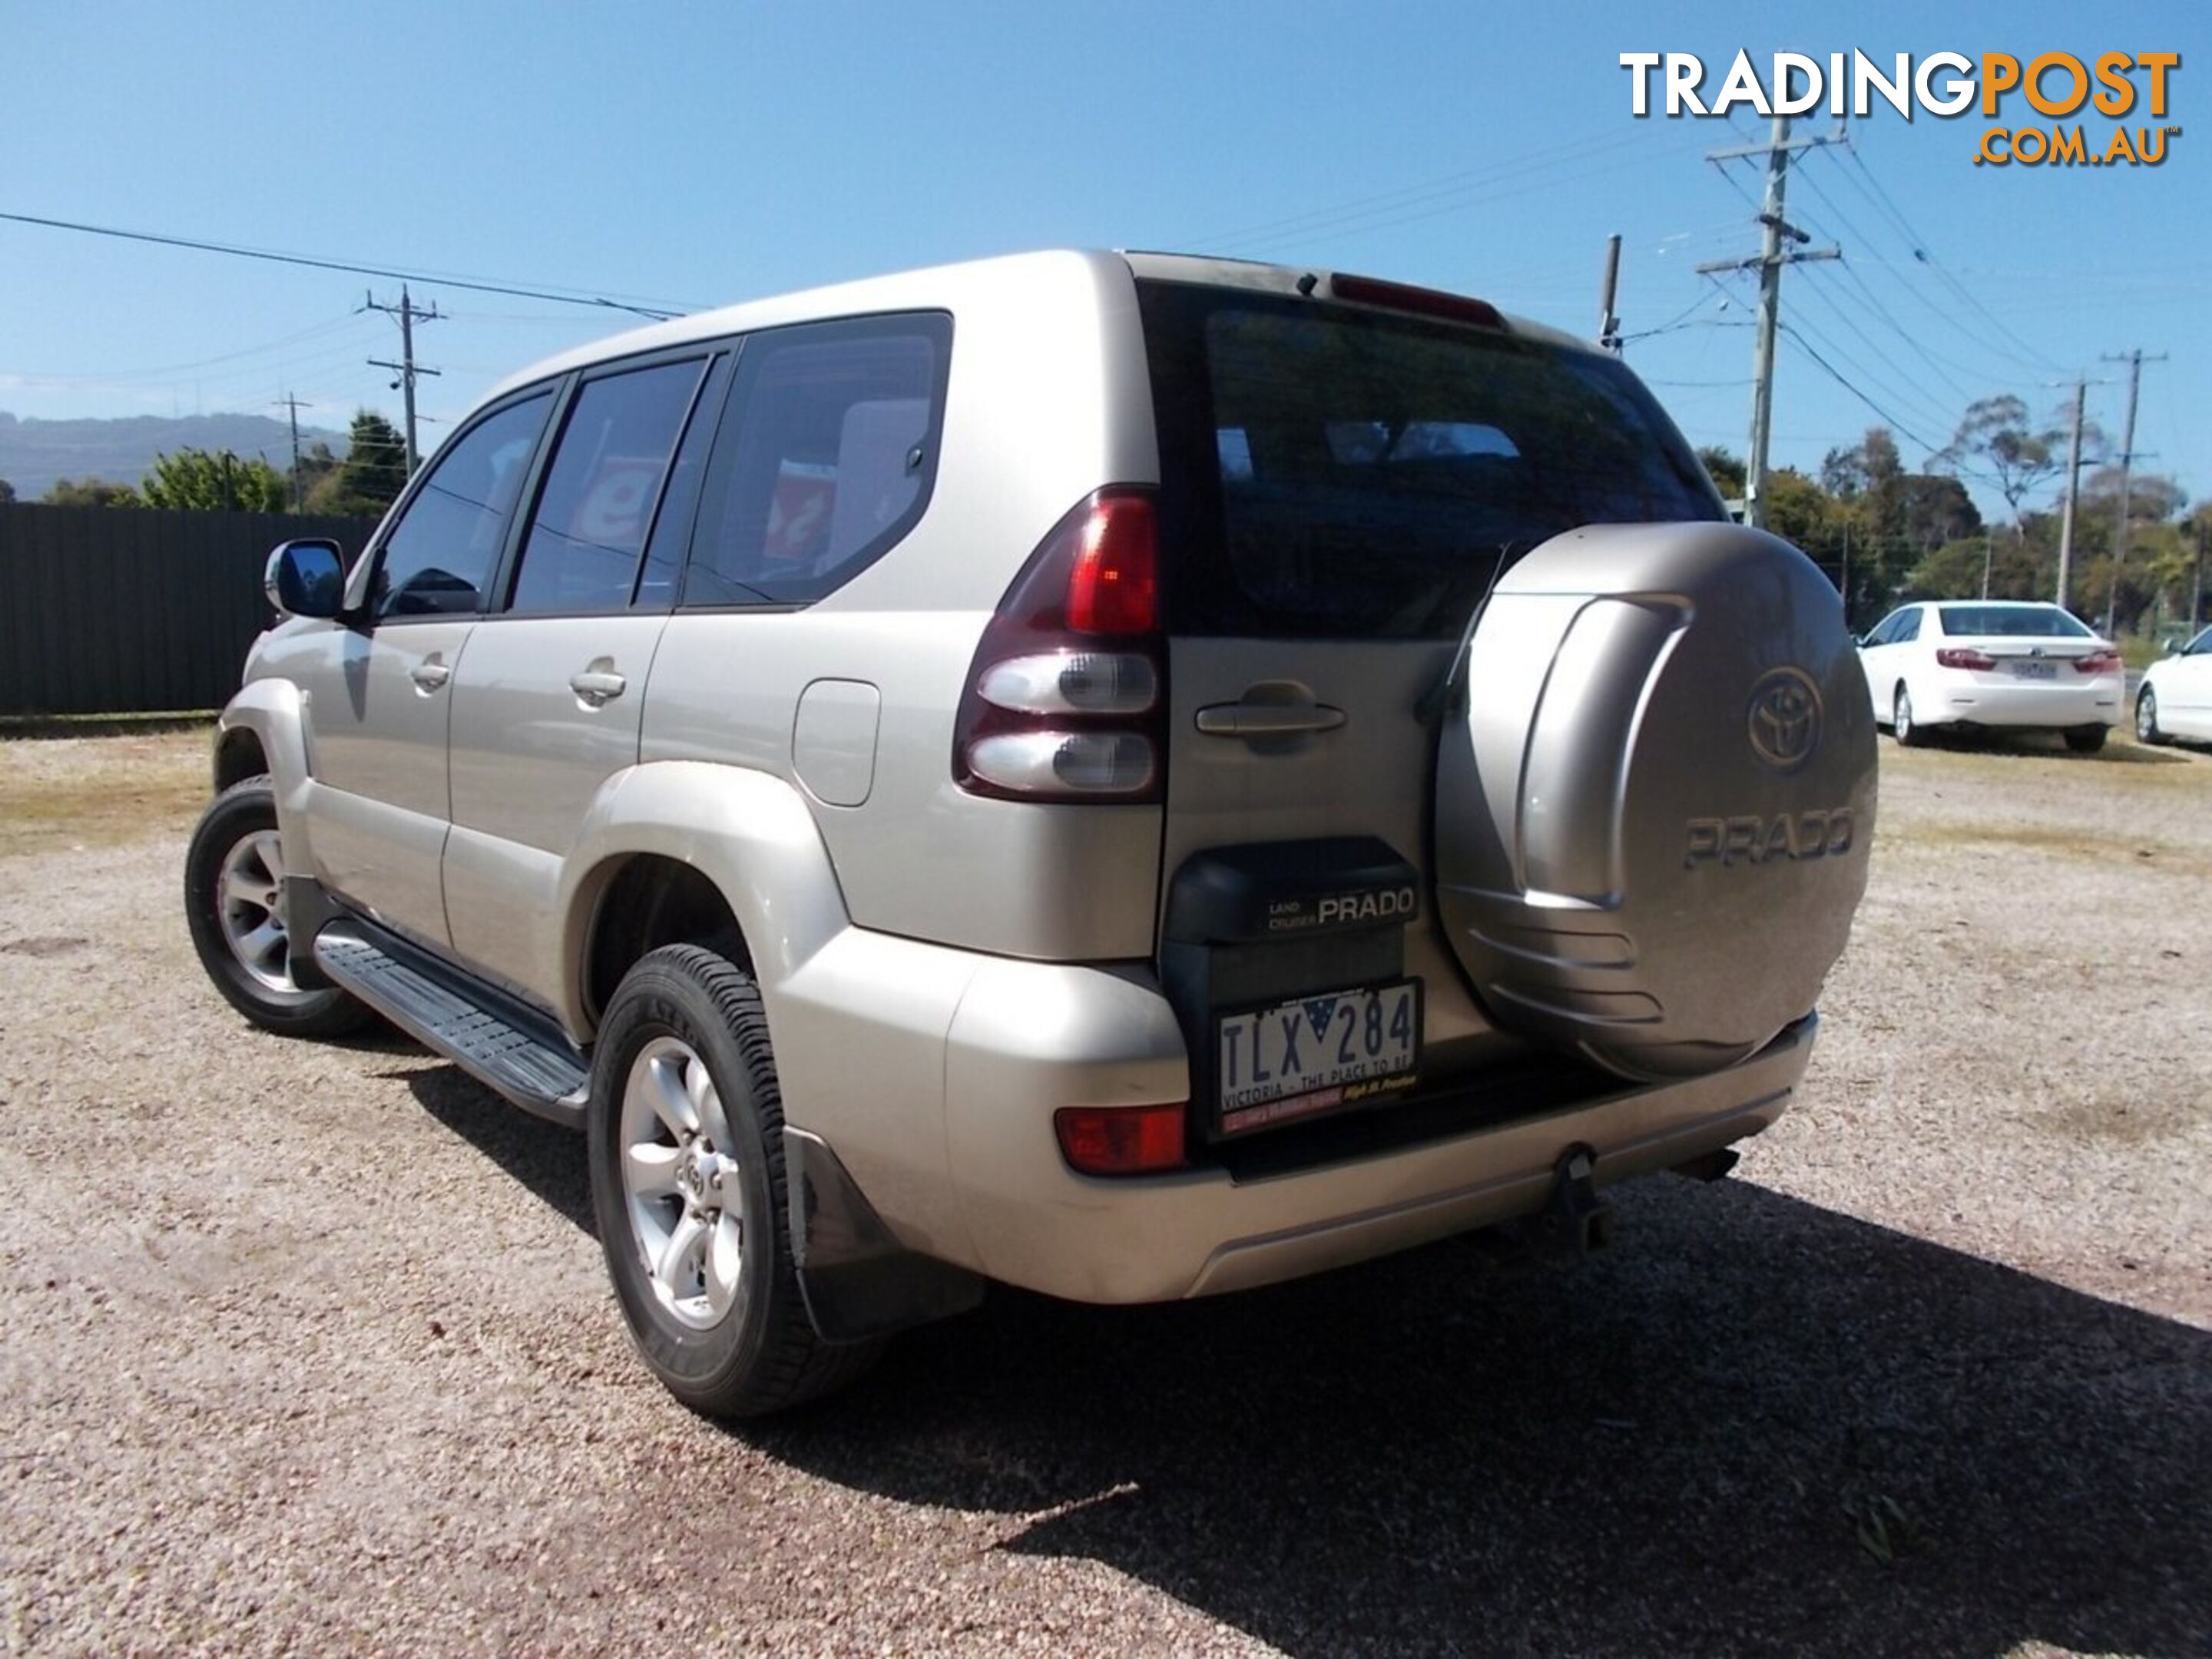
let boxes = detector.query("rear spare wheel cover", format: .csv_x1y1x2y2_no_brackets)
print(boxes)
1434,522,1876,1080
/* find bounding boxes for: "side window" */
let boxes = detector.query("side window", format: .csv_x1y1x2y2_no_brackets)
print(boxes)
371,393,553,624
369,392,551,621
2190,627,2212,656
507,359,707,615
684,313,952,608
1865,614,1896,646
1895,610,1922,644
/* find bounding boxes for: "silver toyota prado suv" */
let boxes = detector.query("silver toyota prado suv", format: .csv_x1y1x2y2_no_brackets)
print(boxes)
184,252,1876,1416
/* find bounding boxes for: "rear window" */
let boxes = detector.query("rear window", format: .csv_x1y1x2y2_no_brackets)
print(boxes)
1936,605,2091,639
684,313,952,608
1138,281,1724,640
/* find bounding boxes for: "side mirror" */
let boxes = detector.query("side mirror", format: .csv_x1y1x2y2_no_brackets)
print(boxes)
264,538,346,619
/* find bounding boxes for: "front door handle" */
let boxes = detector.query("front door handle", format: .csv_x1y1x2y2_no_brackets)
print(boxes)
569,667,628,707
409,657,450,692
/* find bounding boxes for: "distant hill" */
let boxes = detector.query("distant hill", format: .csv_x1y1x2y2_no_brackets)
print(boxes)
0,412,353,500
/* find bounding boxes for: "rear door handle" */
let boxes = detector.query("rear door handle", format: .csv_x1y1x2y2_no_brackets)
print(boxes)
409,658,450,691
569,668,628,707
1195,702,1346,737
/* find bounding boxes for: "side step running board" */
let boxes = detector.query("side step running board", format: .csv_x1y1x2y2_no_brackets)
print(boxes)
314,920,589,1129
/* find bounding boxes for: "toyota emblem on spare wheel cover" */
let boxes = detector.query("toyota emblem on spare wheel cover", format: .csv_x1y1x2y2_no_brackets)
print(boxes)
1747,667,1823,772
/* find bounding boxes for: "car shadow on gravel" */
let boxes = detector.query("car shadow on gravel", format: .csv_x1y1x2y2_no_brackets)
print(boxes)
756,1177,2208,1659
400,1063,594,1231
393,1066,2208,1656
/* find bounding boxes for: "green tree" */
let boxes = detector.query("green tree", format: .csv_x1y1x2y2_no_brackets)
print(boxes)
42,476,143,508
141,448,288,512
1695,445,1745,499
291,440,341,507
305,411,409,518
0,478,15,505
1936,396,2065,526
2074,469,2189,634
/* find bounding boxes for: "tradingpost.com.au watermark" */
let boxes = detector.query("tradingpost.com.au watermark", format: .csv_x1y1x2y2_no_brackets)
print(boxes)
1621,51,2181,167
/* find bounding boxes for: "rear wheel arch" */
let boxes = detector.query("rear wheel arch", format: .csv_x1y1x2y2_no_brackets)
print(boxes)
556,761,856,1038
580,854,753,1032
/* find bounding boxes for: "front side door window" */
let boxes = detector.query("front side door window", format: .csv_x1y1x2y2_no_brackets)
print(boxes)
367,392,552,620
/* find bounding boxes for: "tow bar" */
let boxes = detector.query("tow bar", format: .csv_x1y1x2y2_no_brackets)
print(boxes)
1528,1148,1614,1260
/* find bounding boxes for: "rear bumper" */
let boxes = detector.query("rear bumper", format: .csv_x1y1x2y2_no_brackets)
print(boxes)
926,949,1813,1303
1931,673,2121,729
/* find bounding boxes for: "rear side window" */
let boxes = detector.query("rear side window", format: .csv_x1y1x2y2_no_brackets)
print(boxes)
684,313,952,607
1936,604,2091,638
370,392,551,620
508,358,707,614
1894,611,1922,644
1139,282,1724,640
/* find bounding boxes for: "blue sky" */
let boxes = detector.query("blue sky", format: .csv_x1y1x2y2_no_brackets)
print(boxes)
2,0,2203,518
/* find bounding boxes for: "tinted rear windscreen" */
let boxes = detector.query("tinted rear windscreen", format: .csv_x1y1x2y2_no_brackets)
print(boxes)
1936,605,2091,638
1138,280,1724,639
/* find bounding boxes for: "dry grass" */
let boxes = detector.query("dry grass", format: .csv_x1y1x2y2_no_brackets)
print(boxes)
0,728,210,858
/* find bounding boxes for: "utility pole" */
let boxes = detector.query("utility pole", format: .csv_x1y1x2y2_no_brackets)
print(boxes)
2098,349,2167,637
2051,377,2090,614
273,393,310,511
365,284,442,473
1697,115,1843,529
2192,514,2206,630
1598,233,1623,354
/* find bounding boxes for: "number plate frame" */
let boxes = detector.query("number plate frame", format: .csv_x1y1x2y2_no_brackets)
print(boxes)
1211,979,1423,1138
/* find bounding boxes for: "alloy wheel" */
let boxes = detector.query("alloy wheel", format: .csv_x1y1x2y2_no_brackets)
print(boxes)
618,1036,748,1333
217,830,295,993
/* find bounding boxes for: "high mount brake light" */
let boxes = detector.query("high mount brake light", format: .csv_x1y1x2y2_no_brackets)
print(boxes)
1329,273,1505,331
953,489,1167,803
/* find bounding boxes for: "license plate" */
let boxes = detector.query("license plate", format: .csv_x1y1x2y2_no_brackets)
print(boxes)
1215,980,1421,1135
2008,659,2058,679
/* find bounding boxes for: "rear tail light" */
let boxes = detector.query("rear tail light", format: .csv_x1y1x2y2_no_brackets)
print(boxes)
954,489,1166,803
1936,647,1997,671
1054,1102,1187,1175
2075,649,2123,674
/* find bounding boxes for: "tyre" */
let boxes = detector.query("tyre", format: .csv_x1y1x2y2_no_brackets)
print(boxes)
183,776,373,1038
2065,725,2108,753
588,944,882,1417
2137,687,2169,746
1892,685,1927,747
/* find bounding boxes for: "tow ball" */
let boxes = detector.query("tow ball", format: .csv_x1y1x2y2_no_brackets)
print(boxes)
1530,1148,1614,1260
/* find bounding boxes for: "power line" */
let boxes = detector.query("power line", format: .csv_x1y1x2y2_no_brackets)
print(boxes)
0,209,690,320
1190,132,1649,250
1777,323,1946,455
1828,151,2067,375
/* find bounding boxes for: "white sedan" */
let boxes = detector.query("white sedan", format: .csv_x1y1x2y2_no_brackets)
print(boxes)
1857,601,2124,752
2137,624,2212,744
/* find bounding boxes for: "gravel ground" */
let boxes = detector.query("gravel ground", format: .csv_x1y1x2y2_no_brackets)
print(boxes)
2,728,2207,1657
